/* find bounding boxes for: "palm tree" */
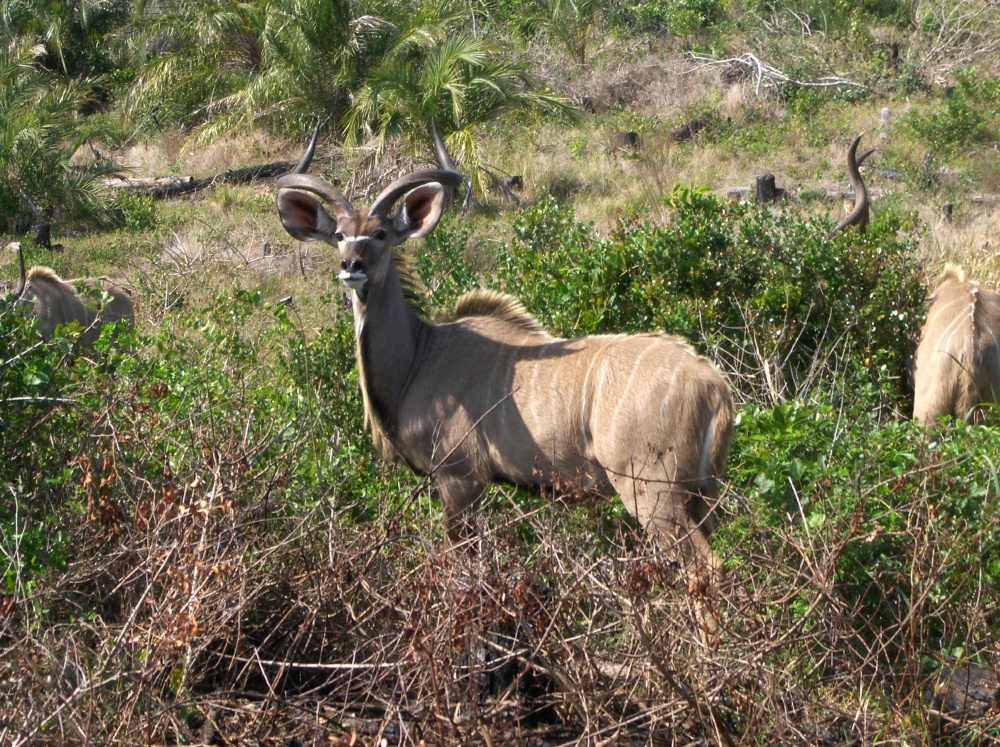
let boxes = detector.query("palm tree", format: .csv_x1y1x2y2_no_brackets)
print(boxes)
343,32,573,195
1,0,121,75
125,0,458,140
124,0,272,134
0,34,118,235
124,0,572,192
538,0,602,65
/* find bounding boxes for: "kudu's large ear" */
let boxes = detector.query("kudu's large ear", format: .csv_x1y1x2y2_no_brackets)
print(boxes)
393,183,446,240
276,189,341,243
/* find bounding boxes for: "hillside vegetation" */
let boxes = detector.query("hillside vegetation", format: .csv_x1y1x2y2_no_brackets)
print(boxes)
2,0,1000,744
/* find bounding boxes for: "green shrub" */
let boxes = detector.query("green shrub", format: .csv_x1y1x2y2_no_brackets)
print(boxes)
740,0,911,30
111,191,159,231
414,221,479,310
728,397,1000,659
495,188,926,412
0,281,400,607
906,69,999,153
0,297,94,594
607,0,725,33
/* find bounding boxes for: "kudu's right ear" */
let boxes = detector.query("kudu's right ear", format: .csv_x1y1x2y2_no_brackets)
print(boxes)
393,183,447,240
277,189,340,243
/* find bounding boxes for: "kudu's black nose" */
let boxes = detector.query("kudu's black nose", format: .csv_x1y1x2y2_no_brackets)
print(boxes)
341,258,365,274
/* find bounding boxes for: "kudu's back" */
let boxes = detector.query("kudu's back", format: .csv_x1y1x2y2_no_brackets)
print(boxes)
912,266,1000,424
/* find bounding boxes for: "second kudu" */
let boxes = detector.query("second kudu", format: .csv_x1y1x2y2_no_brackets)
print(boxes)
9,242,134,347
275,143,735,628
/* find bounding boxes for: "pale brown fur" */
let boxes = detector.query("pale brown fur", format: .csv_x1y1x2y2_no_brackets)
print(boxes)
16,264,134,347
277,164,734,639
452,289,545,332
912,264,1000,424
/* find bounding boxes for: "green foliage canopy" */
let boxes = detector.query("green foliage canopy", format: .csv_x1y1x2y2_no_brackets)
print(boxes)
487,187,926,411
0,34,119,234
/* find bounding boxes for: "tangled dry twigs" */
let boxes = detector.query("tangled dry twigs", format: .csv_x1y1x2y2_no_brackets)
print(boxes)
4,464,999,745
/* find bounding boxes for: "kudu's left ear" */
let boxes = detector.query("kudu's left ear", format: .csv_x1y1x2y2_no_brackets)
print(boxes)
393,183,446,240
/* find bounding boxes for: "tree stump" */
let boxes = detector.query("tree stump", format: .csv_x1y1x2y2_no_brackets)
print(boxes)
926,659,1000,736
756,174,781,203
671,117,707,142
617,132,639,150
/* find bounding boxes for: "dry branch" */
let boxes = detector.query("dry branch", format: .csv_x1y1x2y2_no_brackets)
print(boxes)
686,52,866,95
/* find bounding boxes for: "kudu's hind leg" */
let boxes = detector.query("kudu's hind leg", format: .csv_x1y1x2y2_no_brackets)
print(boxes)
609,469,723,645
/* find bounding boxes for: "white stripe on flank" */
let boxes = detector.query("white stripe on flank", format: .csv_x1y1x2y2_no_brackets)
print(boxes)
699,407,718,484
590,339,622,435
608,340,658,446
932,295,974,360
658,364,681,417
579,346,604,447
527,342,551,423
941,315,967,359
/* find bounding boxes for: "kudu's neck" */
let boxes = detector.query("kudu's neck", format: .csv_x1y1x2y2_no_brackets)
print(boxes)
352,259,427,439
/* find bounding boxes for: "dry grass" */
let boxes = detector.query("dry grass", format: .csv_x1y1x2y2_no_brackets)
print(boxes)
919,201,1000,285
4,464,998,746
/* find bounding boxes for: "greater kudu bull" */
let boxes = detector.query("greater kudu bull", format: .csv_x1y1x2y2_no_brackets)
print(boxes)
275,143,734,631
912,265,1000,425
10,242,134,347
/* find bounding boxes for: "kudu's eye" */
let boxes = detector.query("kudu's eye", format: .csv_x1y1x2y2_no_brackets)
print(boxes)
374,229,387,241
334,232,344,242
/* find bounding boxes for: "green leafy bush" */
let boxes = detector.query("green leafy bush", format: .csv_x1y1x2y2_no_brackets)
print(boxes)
607,0,725,33
0,297,95,594
728,397,1000,659
111,191,159,231
414,221,479,310
906,69,999,153
496,187,926,411
741,0,911,30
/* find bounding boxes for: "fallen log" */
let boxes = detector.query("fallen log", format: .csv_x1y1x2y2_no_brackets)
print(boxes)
104,160,302,199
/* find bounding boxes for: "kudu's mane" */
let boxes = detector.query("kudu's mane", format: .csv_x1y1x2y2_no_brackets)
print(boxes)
392,254,543,333
935,263,966,288
26,266,64,284
452,289,546,333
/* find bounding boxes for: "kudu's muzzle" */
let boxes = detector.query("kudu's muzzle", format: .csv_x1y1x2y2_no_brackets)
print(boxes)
339,256,367,291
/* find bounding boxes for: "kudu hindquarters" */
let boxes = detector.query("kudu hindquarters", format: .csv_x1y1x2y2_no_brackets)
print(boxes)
912,265,1000,425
